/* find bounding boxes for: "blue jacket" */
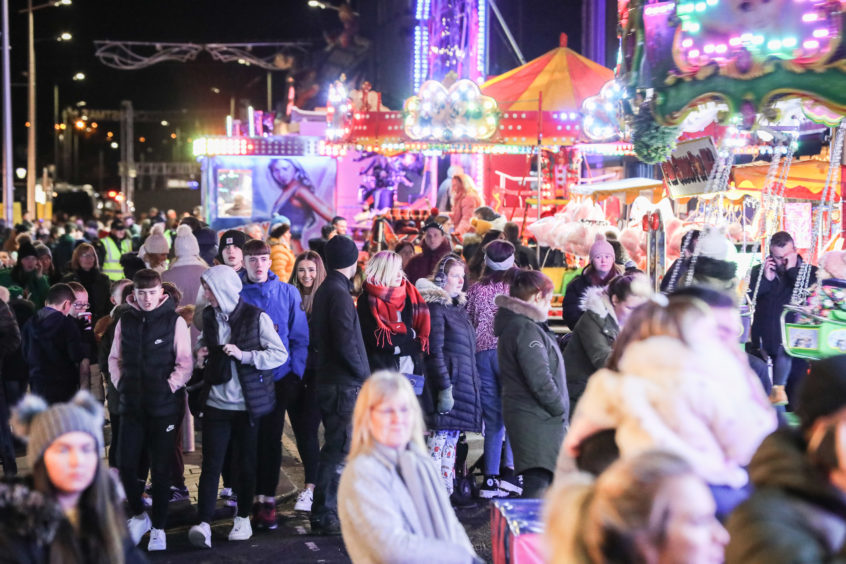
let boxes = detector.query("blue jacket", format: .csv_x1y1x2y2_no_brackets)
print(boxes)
239,270,309,380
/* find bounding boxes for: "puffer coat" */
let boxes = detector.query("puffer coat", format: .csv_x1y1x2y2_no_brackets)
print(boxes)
416,278,483,432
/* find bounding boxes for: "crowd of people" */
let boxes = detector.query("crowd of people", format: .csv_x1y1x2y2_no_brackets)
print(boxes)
0,190,843,563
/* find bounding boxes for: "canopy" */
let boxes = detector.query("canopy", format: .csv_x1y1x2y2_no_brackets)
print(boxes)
731,158,842,202
481,34,614,112
569,177,665,204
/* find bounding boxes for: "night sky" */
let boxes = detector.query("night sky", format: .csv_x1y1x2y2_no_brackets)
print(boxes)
7,0,583,188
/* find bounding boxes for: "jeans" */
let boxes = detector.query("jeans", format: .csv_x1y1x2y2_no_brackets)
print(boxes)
520,467,553,499
476,350,513,475
118,411,180,529
312,383,360,526
773,346,792,387
197,407,258,522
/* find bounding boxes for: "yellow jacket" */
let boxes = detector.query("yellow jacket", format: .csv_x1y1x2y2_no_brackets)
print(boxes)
269,237,296,283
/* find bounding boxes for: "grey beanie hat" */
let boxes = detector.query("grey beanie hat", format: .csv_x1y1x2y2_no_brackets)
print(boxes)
13,391,104,468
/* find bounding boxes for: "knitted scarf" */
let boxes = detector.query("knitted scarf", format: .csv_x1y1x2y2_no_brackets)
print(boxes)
365,279,430,353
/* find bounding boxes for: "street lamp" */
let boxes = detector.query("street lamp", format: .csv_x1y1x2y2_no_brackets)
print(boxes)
57,31,71,41
21,0,73,218
72,71,85,81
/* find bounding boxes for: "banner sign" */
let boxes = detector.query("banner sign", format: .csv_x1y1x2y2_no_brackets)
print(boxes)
210,155,337,252
661,137,719,199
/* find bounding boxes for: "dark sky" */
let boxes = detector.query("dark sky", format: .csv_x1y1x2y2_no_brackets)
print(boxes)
8,0,583,186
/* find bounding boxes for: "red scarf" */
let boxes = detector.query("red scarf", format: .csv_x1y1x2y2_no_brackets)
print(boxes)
365,279,430,353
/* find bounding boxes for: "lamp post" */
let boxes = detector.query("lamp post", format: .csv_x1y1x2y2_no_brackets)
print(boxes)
21,0,72,219
2,0,12,224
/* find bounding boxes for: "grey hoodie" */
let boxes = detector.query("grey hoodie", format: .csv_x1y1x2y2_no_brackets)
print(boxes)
199,265,287,411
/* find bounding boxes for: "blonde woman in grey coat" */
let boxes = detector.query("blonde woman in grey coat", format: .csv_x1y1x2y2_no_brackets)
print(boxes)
338,371,482,564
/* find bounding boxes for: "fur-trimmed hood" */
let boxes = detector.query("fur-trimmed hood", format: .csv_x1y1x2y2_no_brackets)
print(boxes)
0,477,63,547
493,294,547,323
415,277,466,306
579,285,617,322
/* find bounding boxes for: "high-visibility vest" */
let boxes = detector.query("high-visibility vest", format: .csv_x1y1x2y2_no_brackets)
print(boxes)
101,236,132,281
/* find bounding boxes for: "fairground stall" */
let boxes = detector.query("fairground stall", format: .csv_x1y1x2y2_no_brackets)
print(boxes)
610,0,846,360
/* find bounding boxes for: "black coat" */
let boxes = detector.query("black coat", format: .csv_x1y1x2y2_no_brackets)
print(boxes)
416,280,483,432
0,477,147,564
1,298,34,389
748,258,817,356
513,243,539,270
311,270,370,385
357,288,424,374
726,429,846,563
561,265,620,330
62,268,112,321
21,308,84,404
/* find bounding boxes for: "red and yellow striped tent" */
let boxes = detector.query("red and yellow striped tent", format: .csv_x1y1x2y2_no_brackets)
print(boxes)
481,34,614,112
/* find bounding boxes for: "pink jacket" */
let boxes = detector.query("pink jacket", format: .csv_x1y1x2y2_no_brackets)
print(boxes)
565,336,776,488
108,295,194,394
451,192,482,236
465,280,510,352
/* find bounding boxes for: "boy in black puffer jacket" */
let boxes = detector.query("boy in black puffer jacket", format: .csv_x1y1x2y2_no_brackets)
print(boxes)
108,269,193,552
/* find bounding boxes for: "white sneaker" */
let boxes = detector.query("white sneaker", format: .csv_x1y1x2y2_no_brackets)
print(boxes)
219,487,233,498
228,516,253,541
188,522,212,549
294,489,314,512
127,512,152,546
147,528,166,551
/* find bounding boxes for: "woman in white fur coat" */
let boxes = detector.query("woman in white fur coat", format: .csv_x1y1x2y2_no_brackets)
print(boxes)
564,295,777,518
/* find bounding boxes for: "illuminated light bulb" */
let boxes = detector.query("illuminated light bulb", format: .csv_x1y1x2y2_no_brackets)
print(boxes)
741,32,753,41
804,39,820,49
689,49,701,57
715,43,728,53
704,43,716,53
729,36,742,46
682,38,694,48
813,28,829,38
768,39,782,50
802,12,817,21
782,37,797,48
569,112,577,120
753,35,765,45
688,22,700,32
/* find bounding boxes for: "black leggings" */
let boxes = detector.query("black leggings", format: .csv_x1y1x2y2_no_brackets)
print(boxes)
288,369,321,485
256,371,322,496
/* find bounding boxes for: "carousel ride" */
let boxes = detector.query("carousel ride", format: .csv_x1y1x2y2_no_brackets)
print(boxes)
600,0,846,358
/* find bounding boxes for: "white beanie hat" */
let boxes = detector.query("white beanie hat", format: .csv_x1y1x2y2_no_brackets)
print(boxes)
173,224,200,259
142,223,170,255
697,225,735,261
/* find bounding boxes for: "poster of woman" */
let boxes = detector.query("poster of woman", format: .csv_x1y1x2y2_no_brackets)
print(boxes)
212,155,337,253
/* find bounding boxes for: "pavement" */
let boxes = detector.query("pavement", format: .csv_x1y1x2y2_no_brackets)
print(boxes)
14,418,496,563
